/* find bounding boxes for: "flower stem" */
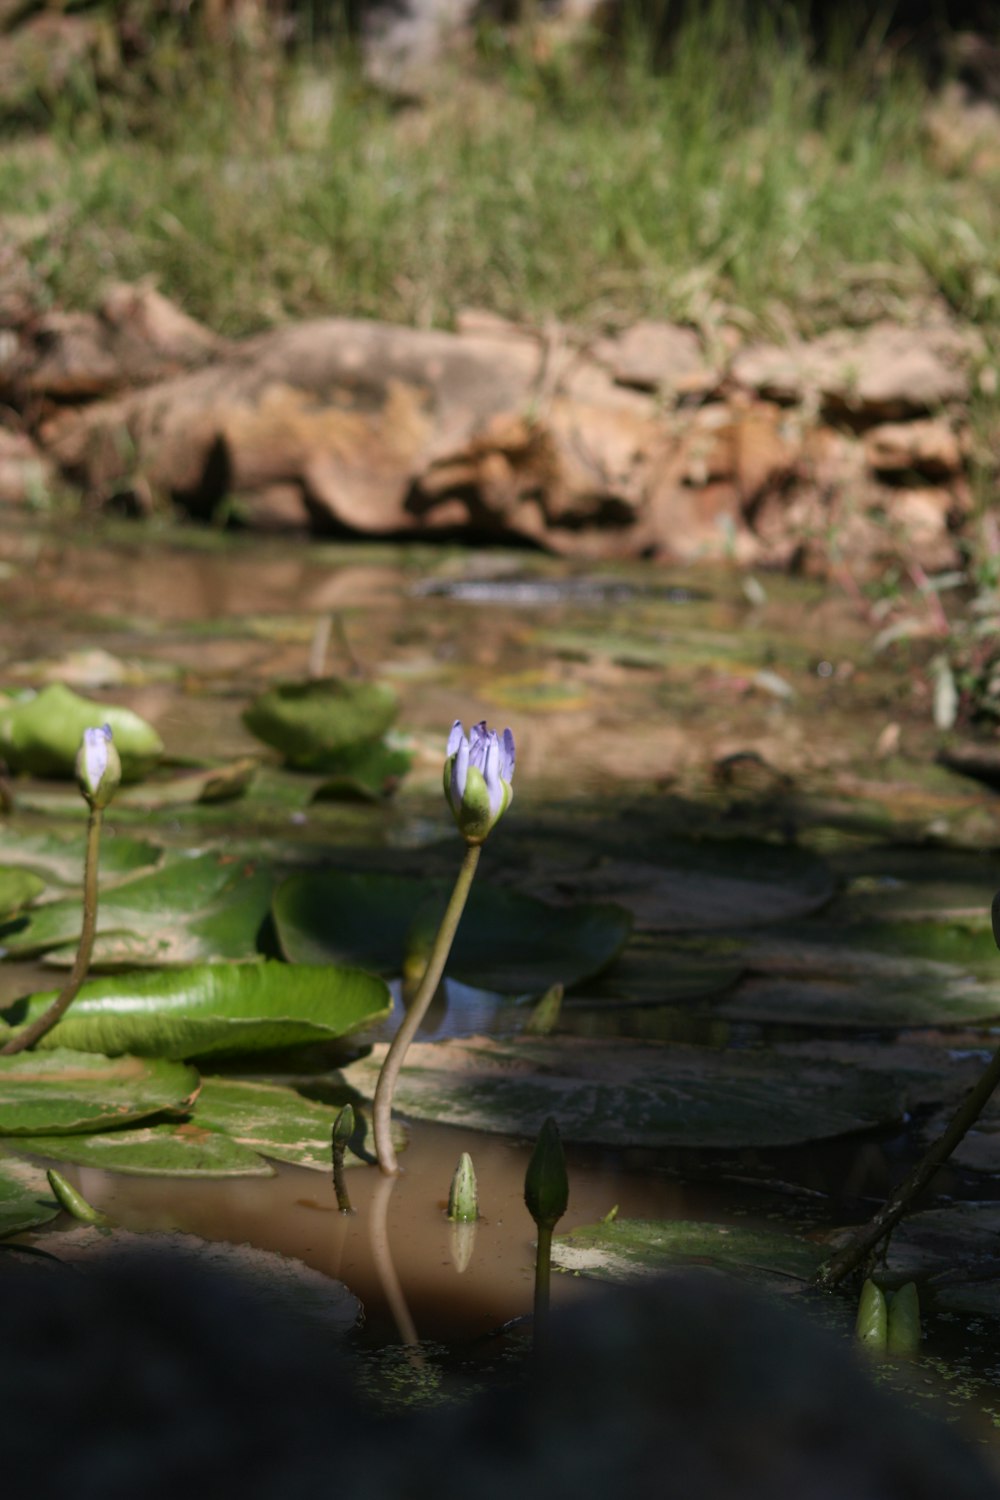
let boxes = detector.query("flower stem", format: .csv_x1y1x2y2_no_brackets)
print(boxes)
815,1038,1000,1289
534,1221,554,1343
373,841,481,1175
1,807,103,1056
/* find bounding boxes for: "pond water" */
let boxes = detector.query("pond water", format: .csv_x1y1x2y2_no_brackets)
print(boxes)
5,517,1000,1448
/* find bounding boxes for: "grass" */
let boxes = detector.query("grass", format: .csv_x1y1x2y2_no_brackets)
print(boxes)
1,6,999,340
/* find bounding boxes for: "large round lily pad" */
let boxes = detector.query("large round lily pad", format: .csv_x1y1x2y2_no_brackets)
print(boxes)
339,1036,902,1148
191,1078,402,1170
13,962,392,1059
0,1050,200,1135
0,829,162,886
13,1122,274,1177
0,683,163,779
1,853,273,966
243,676,398,770
273,870,632,995
0,1153,59,1237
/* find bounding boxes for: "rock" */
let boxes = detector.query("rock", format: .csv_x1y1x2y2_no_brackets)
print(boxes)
864,419,965,480
732,321,977,421
0,425,51,505
594,320,711,394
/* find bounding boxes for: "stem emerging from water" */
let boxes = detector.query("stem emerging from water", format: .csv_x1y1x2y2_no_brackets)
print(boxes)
816,1040,1000,1289
2,807,103,1056
373,842,481,1175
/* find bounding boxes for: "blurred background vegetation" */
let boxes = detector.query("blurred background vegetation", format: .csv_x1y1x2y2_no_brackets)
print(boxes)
1,0,999,339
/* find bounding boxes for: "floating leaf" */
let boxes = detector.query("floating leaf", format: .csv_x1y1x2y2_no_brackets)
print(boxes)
191,1077,401,1170
565,934,744,1008
243,676,398,770
0,1153,59,1237
339,1036,901,1148
311,741,413,801
0,1050,200,1135
0,868,45,921
12,963,392,1059
0,683,163,779
273,871,631,995
553,1217,823,1287
13,1123,272,1177
115,758,258,810
0,829,161,887
1,853,273,966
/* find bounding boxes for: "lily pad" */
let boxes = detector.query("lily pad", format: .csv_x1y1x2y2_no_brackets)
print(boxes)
0,868,45,921
565,934,744,1007
716,972,1000,1030
0,1153,59,1237
115,758,258,810
192,1077,401,1170
339,1036,901,1148
13,1123,273,1177
311,740,414,801
0,683,163,779
1,853,273,966
11,962,392,1059
0,829,162,886
553,1217,824,1287
273,871,631,996
0,1050,200,1135
243,676,398,770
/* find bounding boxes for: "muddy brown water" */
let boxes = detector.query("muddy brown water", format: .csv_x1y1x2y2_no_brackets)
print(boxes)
5,517,1000,1437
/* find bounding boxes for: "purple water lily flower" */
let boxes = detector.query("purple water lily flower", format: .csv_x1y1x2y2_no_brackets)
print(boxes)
444,720,515,843
76,723,121,810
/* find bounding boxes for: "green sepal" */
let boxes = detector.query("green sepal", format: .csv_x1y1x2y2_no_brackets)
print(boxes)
525,1115,569,1231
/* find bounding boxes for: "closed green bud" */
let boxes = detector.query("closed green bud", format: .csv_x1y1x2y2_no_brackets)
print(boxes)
855,1278,888,1352
47,1168,112,1227
447,1151,479,1223
524,1116,568,1231
887,1281,921,1357
76,724,121,810
332,1103,355,1152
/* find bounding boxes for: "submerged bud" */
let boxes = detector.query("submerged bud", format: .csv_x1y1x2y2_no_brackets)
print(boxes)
443,720,515,844
75,725,121,810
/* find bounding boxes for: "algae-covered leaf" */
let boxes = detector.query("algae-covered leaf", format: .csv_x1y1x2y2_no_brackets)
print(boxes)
0,1050,200,1135
243,676,397,770
1,853,273,966
14,1123,273,1177
273,870,631,995
0,1153,59,1237
0,868,45,921
0,829,162,886
553,1217,823,1287
191,1077,400,1170
0,683,163,779
12,963,392,1059
339,1036,901,1148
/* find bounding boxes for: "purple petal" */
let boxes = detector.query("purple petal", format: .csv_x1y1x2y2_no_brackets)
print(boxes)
482,733,502,816
82,725,110,787
500,728,515,781
446,720,465,757
451,737,470,803
468,721,490,771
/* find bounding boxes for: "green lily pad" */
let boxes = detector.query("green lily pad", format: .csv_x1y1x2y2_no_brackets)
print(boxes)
565,934,744,1007
115,758,258,810
0,1050,200,1135
0,683,164,779
13,1123,273,1177
243,676,398,770
192,1077,401,1170
11,962,392,1059
0,868,45,921
0,1153,60,1237
311,740,414,801
340,1036,901,1148
553,1217,824,1287
273,870,632,995
0,829,162,886
1,853,273,966
717,973,1000,1030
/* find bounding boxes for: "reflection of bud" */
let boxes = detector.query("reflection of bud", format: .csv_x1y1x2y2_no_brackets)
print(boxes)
524,1116,568,1231
449,1220,478,1275
75,725,121,810
444,720,515,845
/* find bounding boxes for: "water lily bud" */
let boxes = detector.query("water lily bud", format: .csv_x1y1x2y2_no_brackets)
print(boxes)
75,724,121,810
444,720,515,844
855,1278,888,1352
447,1151,479,1223
524,1116,569,1232
887,1281,921,1357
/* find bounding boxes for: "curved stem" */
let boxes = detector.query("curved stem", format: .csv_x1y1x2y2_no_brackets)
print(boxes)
816,1039,1000,1289
373,842,481,1174
1,808,103,1056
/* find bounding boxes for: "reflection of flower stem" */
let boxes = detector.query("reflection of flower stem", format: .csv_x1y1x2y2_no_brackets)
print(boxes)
373,842,481,1175
816,1041,1000,1289
1,807,103,1056
369,1169,421,1351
